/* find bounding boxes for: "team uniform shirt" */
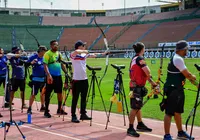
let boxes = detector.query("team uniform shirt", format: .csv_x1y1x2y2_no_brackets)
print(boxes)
129,55,147,87
0,55,7,77
43,50,63,76
165,53,186,87
27,53,45,82
70,53,89,80
9,57,25,80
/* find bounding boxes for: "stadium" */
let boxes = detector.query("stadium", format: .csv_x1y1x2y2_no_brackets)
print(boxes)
0,0,200,139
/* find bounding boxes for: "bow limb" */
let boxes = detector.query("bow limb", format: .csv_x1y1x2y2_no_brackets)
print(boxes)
156,43,165,84
154,43,165,96
26,28,40,47
94,18,109,86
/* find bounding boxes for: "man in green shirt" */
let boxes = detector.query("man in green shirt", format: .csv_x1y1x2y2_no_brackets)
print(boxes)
43,40,68,118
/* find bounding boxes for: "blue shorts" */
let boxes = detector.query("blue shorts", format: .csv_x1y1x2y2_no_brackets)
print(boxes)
31,81,45,95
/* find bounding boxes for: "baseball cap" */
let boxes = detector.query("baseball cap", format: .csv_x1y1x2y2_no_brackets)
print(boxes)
75,40,86,49
176,40,190,51
11,46,20,53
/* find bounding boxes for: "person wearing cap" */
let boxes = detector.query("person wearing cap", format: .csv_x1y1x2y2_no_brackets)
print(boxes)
26,46,48,114
43,40,68,118
70,40,107,123
163,40,198,140
7,46,28,110
0,48,10,108
127,42,159,137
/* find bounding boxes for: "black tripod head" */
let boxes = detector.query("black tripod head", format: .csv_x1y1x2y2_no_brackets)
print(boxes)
111,64,125,73
111,64,125,70
86,65,102,71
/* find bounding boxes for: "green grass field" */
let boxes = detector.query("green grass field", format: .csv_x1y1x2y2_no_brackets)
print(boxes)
0,58,199,126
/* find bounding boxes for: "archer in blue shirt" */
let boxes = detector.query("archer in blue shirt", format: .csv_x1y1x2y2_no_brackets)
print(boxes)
0,48,9,108
27,46,47,114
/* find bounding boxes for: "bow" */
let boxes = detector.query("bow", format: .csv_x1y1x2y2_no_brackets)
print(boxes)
185,100,200,131
93,17,109,86
185,70,200,136
26,28,40,47
156,43,165,86
142,44,165,107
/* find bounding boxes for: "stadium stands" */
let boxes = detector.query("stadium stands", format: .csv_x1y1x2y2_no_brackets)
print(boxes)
140,8,196,21
42,15,135,26
141,19,200,48
42,16,92,26
195,8,200,15
114,23,155,49
14,27,61,50
0,15,39,25
187,27,200,41
0,27,12,51
59,26,124,50
93,15,136,25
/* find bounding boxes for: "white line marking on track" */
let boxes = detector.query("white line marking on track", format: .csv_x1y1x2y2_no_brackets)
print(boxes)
21,125,81,140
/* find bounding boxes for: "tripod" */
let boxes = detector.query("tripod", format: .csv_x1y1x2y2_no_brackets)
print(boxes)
0,64,26,140
60,61,73,121
86,65,107,126
105,64,129,129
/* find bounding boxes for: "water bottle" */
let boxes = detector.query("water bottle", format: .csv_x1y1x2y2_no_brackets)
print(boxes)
27,113,32,124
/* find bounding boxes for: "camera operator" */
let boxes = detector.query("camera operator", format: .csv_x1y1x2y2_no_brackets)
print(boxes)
7,46,28,110
26,46,47,114
0,48,10,108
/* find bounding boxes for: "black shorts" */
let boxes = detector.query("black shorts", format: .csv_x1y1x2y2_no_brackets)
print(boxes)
130,90,143,110
164,86,185,116
11,78,25,92
0,76,5,87
31,81,45,95
46,76,63,94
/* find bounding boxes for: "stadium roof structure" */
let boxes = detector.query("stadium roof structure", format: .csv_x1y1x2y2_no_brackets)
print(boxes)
156,0,181,4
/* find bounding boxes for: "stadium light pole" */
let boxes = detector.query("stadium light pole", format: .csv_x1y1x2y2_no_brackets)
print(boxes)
29,0,31,16
78,0,80,13
124,0,126,16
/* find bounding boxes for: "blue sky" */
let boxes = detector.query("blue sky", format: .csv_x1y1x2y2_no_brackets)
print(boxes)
0,0,166,10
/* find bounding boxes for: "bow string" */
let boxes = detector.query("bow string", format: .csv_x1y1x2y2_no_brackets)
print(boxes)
93,17,109,86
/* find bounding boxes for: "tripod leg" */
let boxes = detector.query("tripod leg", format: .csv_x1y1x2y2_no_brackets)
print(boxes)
90,77,95,126
13,121,26,140
62,89,70,121
105,100,113,129
4,123,7,140
86,77,93,103
120,91,126,126
95,77,107,116
121,81,130,116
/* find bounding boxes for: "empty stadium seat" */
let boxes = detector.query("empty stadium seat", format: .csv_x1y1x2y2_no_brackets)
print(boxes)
0,15,39,25
141,8,196,21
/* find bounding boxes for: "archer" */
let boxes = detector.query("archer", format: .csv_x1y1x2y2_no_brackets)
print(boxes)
163,40,198,140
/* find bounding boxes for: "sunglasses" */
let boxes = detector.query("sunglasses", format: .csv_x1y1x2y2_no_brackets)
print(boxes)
53,44,59,47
